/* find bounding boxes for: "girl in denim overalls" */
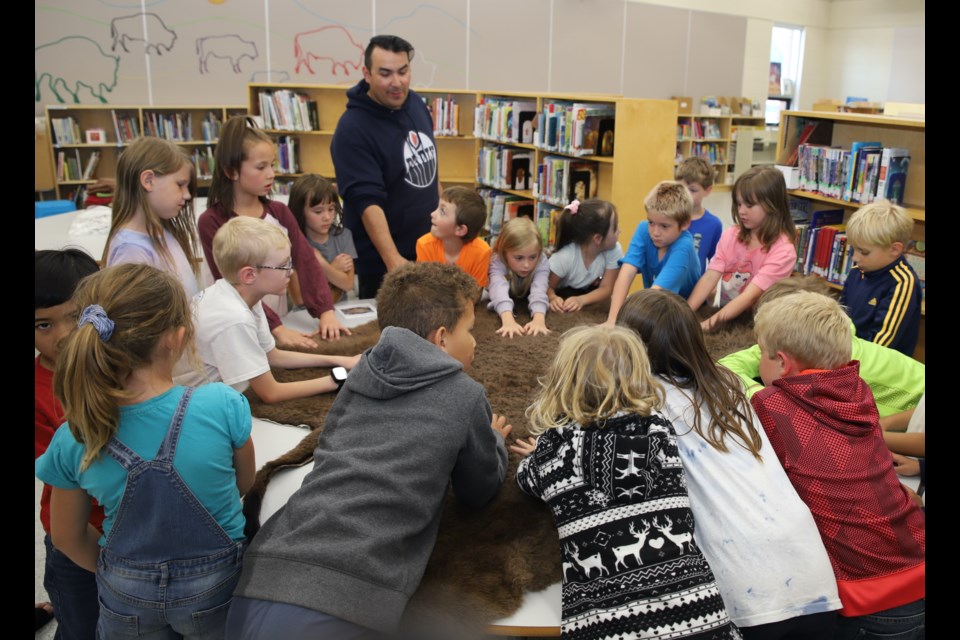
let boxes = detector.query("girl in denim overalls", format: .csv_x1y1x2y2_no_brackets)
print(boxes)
36,263,256,639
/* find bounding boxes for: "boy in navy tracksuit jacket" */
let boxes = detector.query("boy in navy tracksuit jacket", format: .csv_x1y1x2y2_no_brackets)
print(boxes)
839,200,922,356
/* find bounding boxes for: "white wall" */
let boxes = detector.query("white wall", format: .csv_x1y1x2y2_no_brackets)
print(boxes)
636,0,925,107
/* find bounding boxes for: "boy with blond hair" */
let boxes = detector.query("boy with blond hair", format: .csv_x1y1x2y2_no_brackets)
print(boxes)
226,262,511,638
415,185,492,288
719,275,924,417
839,199,921,356
676,156,722,273
175,216,359,403
606,180,701,322
751,290,925,639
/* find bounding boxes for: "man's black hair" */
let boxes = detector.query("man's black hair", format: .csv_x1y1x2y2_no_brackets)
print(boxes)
364,35,415,70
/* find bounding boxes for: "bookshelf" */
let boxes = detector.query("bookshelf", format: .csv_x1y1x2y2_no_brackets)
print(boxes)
475,91,677,253
247,83,481,194
675,114,766,188
776,110,925,361
246,85,676,266
44,104,246,200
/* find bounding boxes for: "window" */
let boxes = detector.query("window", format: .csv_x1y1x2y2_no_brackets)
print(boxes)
767,25,804,126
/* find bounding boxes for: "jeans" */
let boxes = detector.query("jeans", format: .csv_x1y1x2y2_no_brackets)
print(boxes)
833,599,925,640
358,273,385,300
43,534,99,640
96,543,245,640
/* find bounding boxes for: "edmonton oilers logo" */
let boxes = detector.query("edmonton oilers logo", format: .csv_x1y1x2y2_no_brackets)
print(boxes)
403,130,437,188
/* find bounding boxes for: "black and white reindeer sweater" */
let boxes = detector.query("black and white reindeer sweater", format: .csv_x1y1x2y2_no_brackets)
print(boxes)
516,412,741,640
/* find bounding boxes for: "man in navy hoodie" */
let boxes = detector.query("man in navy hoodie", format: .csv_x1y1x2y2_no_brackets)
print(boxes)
331,34,440,299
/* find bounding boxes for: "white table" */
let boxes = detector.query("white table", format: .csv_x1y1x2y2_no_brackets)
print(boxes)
250,418,562,636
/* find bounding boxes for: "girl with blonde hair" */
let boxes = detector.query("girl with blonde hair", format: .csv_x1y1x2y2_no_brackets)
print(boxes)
103,136,202,296
514,324,739,639
488,216,551,337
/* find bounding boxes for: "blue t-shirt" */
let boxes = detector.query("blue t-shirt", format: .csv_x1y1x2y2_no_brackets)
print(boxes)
688,210,723,274
35,384,252,544
620,221,701,297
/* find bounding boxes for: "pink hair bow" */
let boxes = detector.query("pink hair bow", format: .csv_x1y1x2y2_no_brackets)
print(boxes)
567,199,580,215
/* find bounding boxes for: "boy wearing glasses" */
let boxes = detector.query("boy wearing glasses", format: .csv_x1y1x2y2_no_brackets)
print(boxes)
175,216,360,403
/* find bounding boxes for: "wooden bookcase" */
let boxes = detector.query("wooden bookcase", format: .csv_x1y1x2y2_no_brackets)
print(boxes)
474,91,677,257
247,83,481,193
44,104,246,200
675,114,766,188
246,84,677,274
775,109,925,361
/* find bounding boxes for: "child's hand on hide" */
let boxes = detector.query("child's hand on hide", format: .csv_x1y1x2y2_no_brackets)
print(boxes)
509,436,537,457
490,414,514,439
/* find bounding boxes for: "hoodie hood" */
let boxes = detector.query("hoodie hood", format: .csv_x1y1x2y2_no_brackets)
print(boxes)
346,326,463,401
769,361,878,437
346,78,413,121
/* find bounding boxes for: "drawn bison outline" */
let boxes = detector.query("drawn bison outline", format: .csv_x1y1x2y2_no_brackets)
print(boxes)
36,36,120,104
197,35,259,74
111,12,177,55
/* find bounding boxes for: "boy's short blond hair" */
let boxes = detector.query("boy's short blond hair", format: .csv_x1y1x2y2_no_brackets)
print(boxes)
644,180,693,226
754,290,851,370
846,199,913,249
213,217,291,283
675,156,715,189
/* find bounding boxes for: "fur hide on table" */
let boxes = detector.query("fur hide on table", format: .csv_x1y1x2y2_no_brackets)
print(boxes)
242,300,757,632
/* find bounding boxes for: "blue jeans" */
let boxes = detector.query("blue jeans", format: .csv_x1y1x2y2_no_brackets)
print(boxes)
43,534,99,640
833,599,925,640
96,543,245,640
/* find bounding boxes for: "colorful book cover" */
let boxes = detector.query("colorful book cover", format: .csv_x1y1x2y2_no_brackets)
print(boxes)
876,147,911,205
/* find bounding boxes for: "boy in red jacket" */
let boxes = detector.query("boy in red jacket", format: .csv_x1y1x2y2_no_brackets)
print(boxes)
35,249,105,639
751,290,924,639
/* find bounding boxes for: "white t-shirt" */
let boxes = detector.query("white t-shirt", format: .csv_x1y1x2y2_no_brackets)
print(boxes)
174,279,275,392
660,379,842,628
548,242,623,290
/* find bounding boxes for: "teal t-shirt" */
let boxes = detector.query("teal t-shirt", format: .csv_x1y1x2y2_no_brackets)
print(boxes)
36,383,252,543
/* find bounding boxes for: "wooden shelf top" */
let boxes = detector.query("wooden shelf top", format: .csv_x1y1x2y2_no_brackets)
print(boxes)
786,190,924,222
783,110,924,129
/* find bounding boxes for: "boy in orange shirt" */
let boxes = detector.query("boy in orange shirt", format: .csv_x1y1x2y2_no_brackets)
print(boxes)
416,185,492,288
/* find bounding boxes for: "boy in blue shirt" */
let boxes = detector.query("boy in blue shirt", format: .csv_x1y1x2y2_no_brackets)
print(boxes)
839,199,922,356
676,156,722,273
606,180,701,323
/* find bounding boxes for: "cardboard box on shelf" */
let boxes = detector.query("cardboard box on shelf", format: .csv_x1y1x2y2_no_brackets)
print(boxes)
812,99,843,112
774,165,799,190
673,96,693,115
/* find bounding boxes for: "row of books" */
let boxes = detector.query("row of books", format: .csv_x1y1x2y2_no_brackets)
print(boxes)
677,117,722,140
535,156,599,207
537,101,616,157
473,97,537,145
143,111,193,142
796,142,910,206
690,142,726,165
111,110,141,143
275,135,299,174
56,149,100,181
191,146,216,180
423,95,462,136
795,221,853,286
51,117,82,145
478,188,562,251
477,145,534,191
257,90,319,131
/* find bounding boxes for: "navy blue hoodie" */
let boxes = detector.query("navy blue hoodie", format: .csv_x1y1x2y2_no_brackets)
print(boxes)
331,80,439,276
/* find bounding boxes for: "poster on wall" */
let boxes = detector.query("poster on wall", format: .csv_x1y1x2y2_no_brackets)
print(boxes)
769,62,782,95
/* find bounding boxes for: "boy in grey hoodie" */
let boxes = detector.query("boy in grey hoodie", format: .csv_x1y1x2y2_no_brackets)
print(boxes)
226,262,512,639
